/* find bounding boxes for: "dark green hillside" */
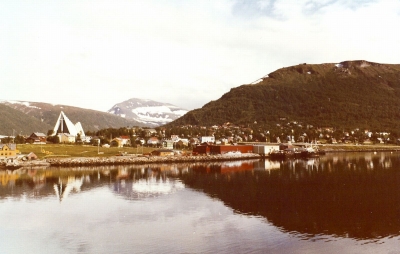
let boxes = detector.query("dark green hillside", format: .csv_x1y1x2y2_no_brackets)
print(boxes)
0,104,53,135
170,60,400,131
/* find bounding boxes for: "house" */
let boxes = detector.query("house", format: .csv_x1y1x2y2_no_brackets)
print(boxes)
25,132,47,144
111,136,131,147
175,139,189,149
147,137,160,146
151,149,174,156
58,133,76,143
0,144,19,162
171,135,179,141
19,152,38,161
26,152,38,160
120,136,131,146
200,136,215,144
81,136,92,144
162,140,174,149
111,138,123,147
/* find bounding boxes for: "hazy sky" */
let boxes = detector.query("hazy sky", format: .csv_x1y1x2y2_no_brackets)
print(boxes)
1,0,400,111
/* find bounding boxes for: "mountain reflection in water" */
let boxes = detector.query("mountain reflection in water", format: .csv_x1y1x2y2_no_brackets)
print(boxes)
113,168,185,199
181,152,400,240
1,152,400,245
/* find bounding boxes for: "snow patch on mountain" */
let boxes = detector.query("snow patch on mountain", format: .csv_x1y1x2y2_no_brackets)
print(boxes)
0,100,41,109
108,98,188,127
133,106,175,115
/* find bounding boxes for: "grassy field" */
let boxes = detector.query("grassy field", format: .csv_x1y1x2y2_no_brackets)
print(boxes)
17,144,157,159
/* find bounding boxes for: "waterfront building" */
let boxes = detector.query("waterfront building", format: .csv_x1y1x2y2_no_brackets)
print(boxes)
0,143,19,163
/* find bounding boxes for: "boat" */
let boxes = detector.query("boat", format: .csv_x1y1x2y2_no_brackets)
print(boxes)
269,149,296,160
300,146,320,158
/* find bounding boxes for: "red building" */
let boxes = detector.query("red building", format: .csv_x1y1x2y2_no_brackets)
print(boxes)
193,145,211,155
25,132,47,144
193,145,253,155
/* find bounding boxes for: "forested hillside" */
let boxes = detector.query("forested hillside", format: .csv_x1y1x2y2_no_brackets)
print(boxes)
170,61,400,132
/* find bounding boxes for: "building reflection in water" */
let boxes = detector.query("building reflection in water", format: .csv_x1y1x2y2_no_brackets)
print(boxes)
1,152,400,241
53,176,84,202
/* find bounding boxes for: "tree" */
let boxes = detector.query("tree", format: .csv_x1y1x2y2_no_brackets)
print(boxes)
1,137,12,143
15,135,25,144
47,135,59,144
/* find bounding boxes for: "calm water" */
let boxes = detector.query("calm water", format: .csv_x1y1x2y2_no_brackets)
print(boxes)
2,152,400,253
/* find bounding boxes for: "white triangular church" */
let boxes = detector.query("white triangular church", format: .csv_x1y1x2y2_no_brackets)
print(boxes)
52,111,85,137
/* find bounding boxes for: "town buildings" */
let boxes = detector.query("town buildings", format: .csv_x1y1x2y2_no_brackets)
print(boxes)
0,143,19,163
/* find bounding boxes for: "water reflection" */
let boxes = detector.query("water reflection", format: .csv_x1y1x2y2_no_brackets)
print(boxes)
0,164,193,203
1,152,400,243
181,152,400,241
113,167,185,200
54,176,84,202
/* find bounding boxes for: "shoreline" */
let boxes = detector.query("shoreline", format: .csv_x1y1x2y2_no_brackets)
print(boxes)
43,153,262,167
12,147,400,168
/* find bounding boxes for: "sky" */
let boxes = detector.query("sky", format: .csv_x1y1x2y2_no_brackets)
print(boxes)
1,0,400,112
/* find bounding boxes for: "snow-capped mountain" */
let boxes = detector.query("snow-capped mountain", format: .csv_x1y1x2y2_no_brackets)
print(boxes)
108,98,188,127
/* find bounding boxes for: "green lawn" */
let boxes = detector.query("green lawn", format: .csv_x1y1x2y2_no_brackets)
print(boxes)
17,144,156,159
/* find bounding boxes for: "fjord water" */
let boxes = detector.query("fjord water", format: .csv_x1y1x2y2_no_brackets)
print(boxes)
1,152,400,253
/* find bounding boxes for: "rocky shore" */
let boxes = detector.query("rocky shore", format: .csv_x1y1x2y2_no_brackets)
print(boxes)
44,153,262,167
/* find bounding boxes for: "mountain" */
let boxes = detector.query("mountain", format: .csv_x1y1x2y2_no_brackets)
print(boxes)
0,103,53,136
107,98,188,127
169,60,400,132
0,101,146,135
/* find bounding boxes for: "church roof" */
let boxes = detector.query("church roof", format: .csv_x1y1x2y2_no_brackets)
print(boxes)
52,111,85,136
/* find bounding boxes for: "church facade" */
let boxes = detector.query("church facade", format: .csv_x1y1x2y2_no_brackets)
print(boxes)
52,111,85,143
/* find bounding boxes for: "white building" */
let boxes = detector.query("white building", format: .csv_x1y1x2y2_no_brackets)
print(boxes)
58,133,76,143
200,136,215,144
51,111,85,142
